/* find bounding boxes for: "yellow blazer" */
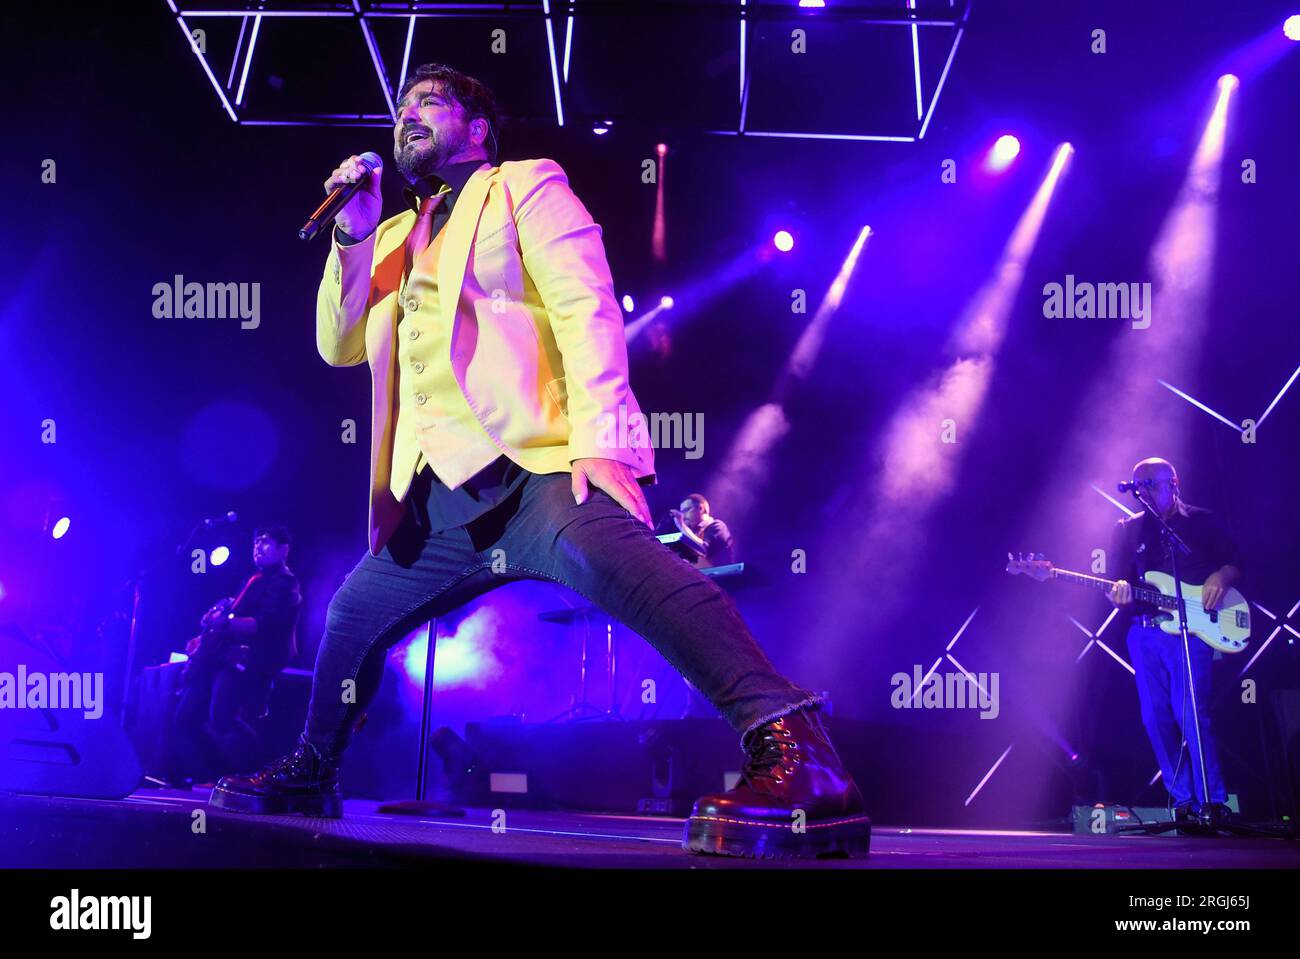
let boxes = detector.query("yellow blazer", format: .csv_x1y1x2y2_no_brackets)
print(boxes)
316,158,656,556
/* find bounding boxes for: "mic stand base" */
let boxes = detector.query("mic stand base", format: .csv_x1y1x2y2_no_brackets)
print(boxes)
1116,805,1296,839
375,799,466,818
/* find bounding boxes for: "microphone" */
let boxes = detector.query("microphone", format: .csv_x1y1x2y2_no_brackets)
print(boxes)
203,511,238,527
298,151,383,241
1117,479,1154,493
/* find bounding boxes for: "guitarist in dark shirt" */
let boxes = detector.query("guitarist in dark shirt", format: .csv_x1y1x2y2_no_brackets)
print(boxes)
1104,458,1241,823
171,525,302,781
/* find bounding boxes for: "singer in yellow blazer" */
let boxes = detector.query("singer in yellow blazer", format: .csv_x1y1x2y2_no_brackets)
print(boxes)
212,68,865,860
316,158,656,556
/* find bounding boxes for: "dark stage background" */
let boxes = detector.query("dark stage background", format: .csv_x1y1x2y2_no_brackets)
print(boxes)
2,0,1298,825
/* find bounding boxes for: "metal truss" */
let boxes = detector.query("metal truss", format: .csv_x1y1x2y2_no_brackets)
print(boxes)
162,0,969,138
162,0,564,126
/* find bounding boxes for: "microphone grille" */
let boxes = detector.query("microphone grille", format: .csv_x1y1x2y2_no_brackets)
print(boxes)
358,151,384,173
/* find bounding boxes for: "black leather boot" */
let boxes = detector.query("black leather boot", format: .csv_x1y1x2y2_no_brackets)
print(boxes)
208,736,343,817
683,707,871,859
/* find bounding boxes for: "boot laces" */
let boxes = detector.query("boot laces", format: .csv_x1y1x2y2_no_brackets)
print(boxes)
743,724,796,784
257,741,324,783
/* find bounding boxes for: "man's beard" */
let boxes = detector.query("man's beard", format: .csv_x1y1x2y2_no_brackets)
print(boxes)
394,129,464,183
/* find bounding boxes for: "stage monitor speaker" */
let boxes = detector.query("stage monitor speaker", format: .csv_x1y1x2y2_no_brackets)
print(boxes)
0,626,142,799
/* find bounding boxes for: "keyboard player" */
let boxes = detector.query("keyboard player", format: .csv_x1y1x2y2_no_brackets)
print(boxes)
668,493,736,569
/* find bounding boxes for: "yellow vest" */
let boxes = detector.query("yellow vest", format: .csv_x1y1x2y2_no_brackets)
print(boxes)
389,213,501,501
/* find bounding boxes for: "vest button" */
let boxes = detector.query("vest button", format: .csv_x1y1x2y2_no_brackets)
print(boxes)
406,298,420,312
415,393,428,405
408,328,419,340
413,361,425,373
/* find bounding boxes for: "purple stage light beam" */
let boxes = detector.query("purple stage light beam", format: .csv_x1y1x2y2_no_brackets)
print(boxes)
1016,76,1240,621
706,226,873,537
818,145,1074,635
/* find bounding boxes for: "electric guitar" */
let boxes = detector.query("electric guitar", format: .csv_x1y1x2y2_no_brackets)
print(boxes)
182,597,246,682
1004,553,1250,654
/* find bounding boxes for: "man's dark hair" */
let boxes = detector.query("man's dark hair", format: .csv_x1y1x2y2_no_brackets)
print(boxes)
397,63,500,163
685,493,710,514
254,524,293,548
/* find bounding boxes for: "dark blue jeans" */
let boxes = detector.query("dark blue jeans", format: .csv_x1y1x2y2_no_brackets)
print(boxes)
1126,622,1226,805
303,468,822,757
173,662,276,778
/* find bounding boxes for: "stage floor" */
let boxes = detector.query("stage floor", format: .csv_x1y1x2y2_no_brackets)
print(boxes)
3,786,1298,869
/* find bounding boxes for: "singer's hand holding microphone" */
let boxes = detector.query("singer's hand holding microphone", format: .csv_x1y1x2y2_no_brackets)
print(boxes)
299,151,384,241
324,154,383,239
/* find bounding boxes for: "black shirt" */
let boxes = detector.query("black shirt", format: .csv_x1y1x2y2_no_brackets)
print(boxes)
1110,504,1239,616
669,518,736,569
400,158,490,230
699,519,736,567
231,566,302,674
335,158,489,246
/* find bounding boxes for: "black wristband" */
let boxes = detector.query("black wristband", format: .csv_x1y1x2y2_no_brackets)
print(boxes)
335,225,367,246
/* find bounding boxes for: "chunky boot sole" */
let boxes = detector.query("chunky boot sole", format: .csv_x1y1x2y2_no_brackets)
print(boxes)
208,783,343,818
683,812,872,859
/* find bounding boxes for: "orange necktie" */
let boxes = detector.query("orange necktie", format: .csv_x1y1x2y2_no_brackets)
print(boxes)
404,187,450,280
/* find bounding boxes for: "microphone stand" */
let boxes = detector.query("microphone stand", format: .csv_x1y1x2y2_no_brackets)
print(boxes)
119,567,147,727
119,516,231,722
375,616,466,818
1116,489,1291,839
174,515,230,557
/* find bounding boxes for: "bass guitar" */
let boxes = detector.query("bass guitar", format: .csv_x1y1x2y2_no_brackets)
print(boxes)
1005,553,1250,654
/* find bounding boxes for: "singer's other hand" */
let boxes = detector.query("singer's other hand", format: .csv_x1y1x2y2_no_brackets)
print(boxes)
1106,579,1133,607
571,458,653,529
324,154,382,240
